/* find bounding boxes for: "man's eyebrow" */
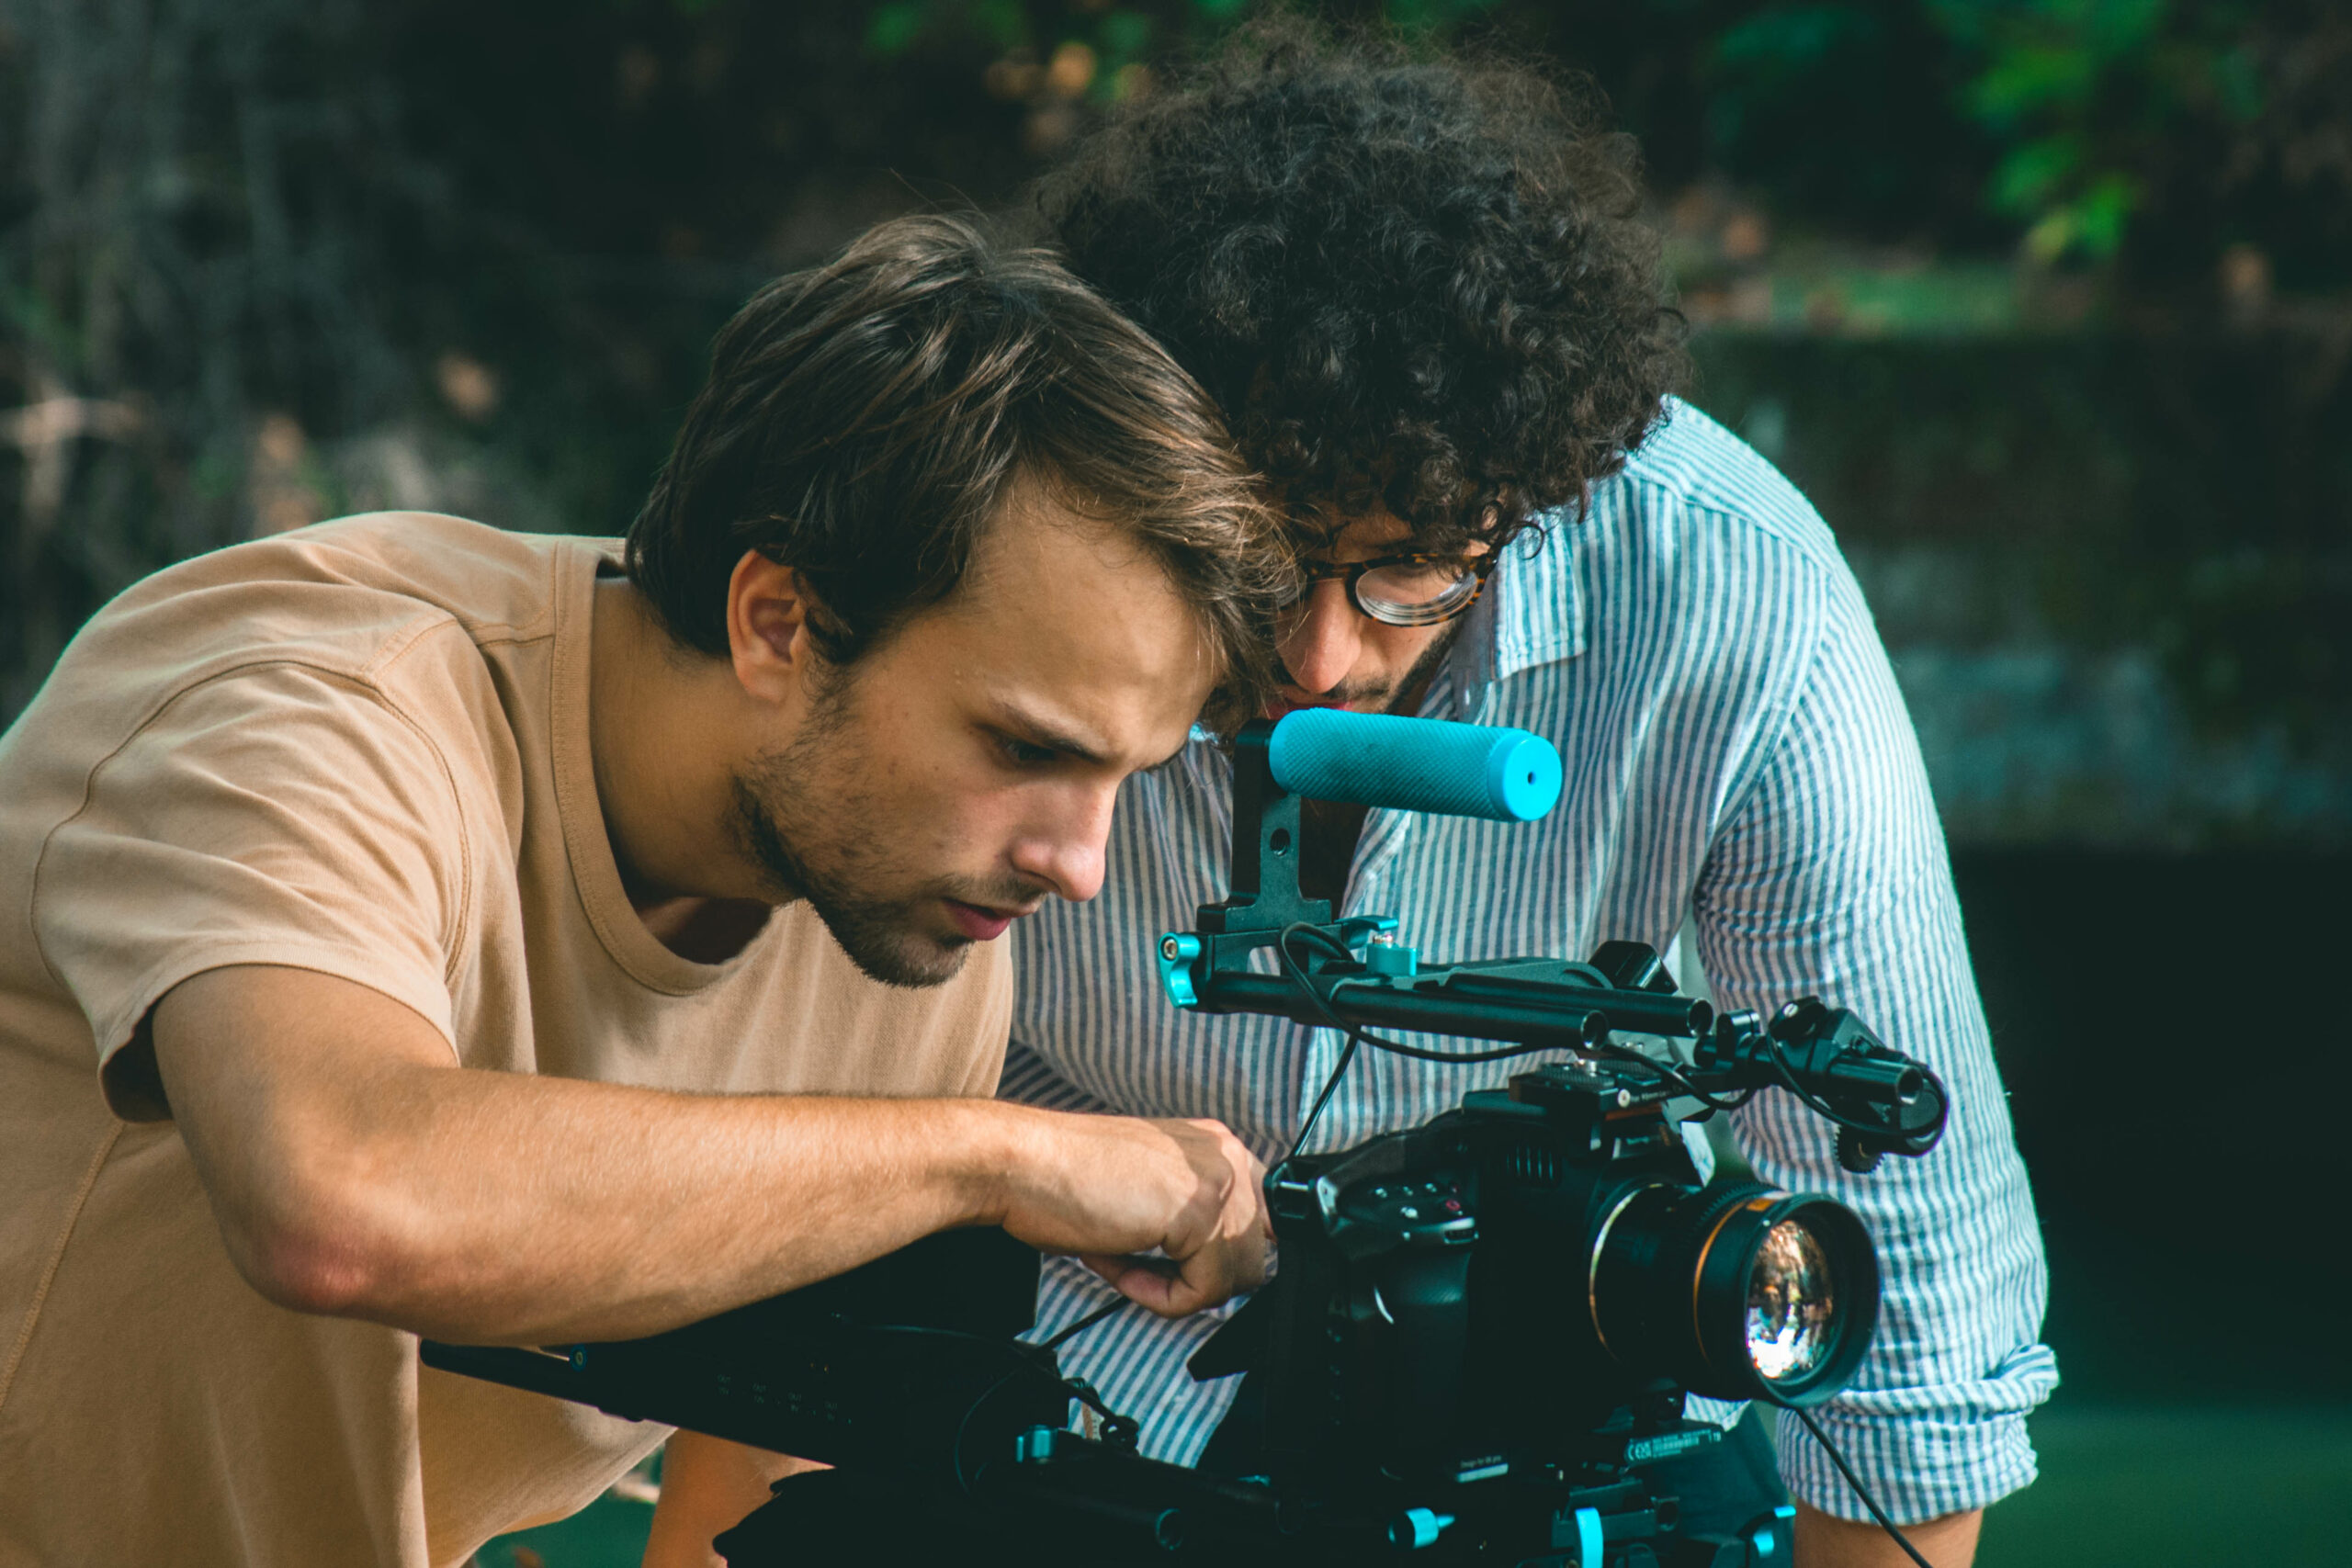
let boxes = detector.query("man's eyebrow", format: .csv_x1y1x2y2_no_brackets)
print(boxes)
991,704,1114,767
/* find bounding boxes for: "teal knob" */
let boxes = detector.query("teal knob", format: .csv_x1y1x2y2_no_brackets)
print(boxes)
1157,932,1204,1009
1363,931,1419,977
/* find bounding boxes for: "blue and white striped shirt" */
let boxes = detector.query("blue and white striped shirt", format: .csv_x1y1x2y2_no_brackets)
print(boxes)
1003,400,2056,1525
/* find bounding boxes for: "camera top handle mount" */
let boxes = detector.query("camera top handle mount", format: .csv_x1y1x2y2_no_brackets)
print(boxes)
1154,716,1948,1176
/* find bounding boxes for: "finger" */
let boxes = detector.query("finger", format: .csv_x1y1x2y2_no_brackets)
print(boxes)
1158,1236,1261,1317
1226,1171,1276,1254
1077,1251,1143,1288
1096,1251,1223,1318
1227,1229,1272,1292
1141,1260,1216,1318
1081,1253,1196,1317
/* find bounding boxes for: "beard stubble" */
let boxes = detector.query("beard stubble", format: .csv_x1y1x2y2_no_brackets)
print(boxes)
729,671,1037,988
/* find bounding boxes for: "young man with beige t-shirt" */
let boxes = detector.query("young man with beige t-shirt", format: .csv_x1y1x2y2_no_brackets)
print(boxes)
0,218,1292,1566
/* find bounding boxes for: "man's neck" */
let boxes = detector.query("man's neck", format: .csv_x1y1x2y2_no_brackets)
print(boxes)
588,574,775,957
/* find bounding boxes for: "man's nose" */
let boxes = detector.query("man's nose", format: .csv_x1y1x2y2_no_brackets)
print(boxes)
1007,785,1114,905
1278,582,1362,695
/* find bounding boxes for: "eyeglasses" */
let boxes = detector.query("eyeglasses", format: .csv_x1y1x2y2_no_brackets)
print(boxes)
1283,551,1498,628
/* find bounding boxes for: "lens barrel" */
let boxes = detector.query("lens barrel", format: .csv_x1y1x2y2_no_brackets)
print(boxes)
1588,1179,1879,1406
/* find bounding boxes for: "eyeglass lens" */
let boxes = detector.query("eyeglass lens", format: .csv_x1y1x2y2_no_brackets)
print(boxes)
1354,559,1483,626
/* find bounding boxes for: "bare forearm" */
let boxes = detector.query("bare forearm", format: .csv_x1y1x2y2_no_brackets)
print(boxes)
156,964,1023,1341
154,964,1266,1345
301,1067,1024,1343
1795,1502,1980,1568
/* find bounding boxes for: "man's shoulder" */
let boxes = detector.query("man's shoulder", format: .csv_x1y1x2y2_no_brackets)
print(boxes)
0,513,604,864
1484,400,1862,690
104,512,601,659
30,513,598,727
1595,398,1846,577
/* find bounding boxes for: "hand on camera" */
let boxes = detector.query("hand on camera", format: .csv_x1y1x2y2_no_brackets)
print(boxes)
1000,1112,1271,1318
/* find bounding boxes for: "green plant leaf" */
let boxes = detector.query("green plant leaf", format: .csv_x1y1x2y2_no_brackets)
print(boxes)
2071,171,2139,257
864,0,929,58
1990,135,2086,215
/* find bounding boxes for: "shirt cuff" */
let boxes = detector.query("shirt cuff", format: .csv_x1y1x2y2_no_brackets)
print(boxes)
1774,1342,2060,1523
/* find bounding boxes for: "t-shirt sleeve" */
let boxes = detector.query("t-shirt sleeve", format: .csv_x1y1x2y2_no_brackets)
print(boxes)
31,660,471,1121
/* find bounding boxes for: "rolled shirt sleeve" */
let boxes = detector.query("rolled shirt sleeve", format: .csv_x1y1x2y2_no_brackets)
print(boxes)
1696,564,2059,1523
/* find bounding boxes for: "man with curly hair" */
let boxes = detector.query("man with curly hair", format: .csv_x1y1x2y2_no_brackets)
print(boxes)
996,32,2056,1568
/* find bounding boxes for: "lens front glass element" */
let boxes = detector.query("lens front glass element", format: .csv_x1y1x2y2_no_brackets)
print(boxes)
1746,1219,1837,1381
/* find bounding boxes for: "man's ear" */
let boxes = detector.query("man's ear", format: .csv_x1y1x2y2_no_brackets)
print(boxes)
725,550,824,706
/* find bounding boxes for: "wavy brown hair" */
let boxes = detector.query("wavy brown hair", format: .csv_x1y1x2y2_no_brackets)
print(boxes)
626,214,1293,733
1035,24,1687,557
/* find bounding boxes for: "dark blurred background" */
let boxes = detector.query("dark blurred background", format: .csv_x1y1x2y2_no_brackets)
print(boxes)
5,3,2346,1562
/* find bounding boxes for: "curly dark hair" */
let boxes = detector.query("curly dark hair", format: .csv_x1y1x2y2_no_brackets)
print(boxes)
1035,24,1686,556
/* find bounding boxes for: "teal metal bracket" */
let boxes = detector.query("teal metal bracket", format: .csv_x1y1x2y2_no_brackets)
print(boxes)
1156,915,1404,1012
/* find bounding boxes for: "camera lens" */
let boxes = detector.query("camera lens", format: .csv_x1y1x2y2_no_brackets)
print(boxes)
1589,1181,1878,1406
1746,1218,1835,1382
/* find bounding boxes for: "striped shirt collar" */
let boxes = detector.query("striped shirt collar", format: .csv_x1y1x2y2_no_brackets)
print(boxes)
1442,396,1720,707
1472,507,1586,694
1472,398,1702,694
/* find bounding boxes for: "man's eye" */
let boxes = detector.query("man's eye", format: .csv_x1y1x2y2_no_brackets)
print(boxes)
1001,736,1060,767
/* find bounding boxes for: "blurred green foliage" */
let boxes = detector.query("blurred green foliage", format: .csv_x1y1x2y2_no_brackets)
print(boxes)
3,0,2346,754
831,0,2347,275
1937,0,2266,263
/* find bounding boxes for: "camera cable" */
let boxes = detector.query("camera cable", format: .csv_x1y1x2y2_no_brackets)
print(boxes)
1580,1035,1757,1114
1278,922,1947,1159
898,1322,1141,1500
1040,1298,1127,1353
907,1290,1169,1498
1790,1407,1936,1568
866,1324,1130,1439
1279,921,1600,1160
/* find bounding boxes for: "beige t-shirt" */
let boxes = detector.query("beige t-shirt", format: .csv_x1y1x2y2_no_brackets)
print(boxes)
0,513,1012,1568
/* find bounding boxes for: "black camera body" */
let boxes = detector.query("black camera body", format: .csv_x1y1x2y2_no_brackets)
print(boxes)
1240,1059,1879,1502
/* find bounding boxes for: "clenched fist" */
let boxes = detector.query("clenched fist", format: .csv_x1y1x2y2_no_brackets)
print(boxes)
991,1108,1272,1317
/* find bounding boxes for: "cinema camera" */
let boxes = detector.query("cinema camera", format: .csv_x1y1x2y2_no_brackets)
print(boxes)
425,710,1951,1567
